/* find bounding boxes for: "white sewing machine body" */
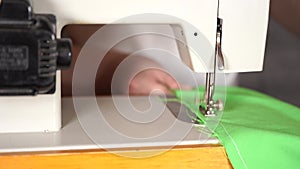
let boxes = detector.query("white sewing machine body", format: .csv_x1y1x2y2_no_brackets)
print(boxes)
32,0,269,73
0,0,269,152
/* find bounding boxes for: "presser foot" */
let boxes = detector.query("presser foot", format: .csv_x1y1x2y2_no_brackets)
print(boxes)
199,99,224,117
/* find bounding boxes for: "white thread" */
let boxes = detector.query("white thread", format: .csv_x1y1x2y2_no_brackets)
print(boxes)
220,123,249,169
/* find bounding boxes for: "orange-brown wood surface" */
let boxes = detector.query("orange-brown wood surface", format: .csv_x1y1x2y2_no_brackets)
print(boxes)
0,145,232,169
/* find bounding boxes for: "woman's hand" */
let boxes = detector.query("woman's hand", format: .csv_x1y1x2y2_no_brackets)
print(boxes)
129,69,180,95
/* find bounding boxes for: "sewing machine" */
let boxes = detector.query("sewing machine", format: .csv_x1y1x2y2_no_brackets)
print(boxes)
0,0,269,155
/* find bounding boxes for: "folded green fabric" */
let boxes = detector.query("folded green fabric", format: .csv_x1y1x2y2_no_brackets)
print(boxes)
174,87,300,169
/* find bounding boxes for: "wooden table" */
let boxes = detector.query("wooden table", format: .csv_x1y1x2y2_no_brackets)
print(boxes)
0,145,232,169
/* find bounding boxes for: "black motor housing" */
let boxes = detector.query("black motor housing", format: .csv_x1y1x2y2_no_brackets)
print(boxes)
0,0,72,95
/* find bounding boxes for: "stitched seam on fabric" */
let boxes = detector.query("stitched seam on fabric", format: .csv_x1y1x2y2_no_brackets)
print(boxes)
220,123,248,169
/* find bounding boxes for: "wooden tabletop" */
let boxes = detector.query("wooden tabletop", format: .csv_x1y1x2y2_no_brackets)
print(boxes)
0,145,232,169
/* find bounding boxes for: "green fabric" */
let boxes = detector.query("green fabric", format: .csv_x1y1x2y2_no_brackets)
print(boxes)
174,87,300,169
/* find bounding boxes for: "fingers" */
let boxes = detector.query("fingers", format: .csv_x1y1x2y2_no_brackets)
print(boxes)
159,72,180,90
129,69,173,95
129,68,192,96
129,76,169,95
